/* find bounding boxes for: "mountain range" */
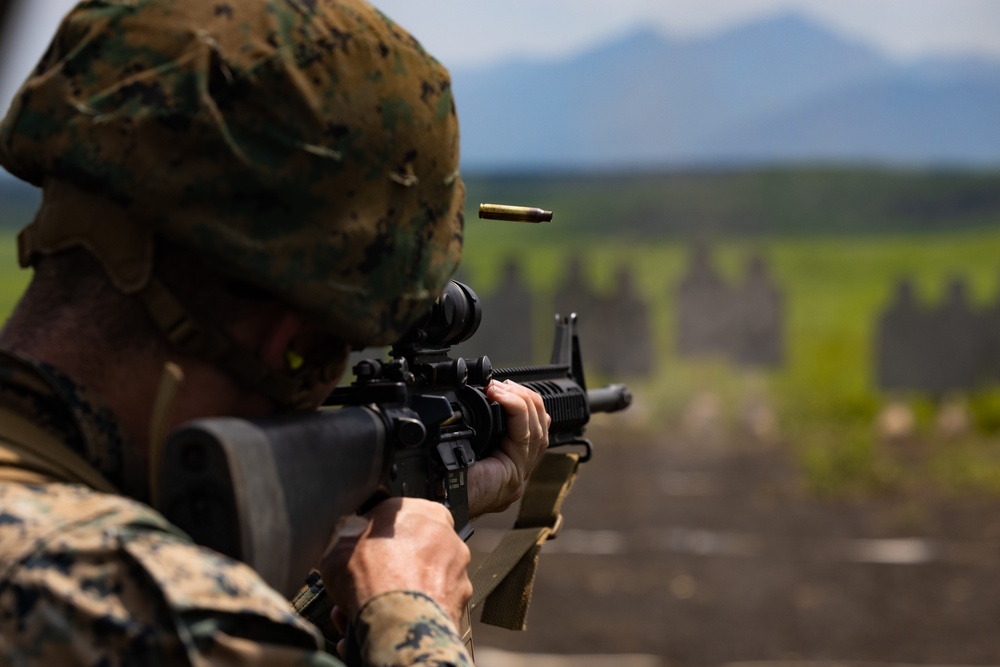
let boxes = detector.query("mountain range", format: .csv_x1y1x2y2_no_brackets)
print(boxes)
450,14,1000,171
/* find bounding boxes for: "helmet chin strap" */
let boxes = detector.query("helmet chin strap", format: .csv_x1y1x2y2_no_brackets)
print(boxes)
149,361,184,509
20,180,346,412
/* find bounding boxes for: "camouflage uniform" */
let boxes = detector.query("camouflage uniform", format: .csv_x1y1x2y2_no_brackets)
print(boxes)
0,349,472,666
0,0,472,664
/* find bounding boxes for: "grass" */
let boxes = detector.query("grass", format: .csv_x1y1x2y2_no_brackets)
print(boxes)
459,221,1000,498
0,236,28,320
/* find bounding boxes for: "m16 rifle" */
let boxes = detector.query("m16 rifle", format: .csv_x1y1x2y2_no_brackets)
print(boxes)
156,277,631,598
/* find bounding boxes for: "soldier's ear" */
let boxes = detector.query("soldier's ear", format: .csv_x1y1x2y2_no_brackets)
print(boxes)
257,309,307,372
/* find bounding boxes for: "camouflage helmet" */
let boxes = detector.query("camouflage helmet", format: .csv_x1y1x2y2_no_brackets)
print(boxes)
0,0,464,350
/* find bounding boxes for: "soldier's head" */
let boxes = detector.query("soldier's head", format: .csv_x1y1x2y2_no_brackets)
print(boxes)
0,0,464,409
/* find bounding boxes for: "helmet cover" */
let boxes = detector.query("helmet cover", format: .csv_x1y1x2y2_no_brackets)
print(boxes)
0,0,464,347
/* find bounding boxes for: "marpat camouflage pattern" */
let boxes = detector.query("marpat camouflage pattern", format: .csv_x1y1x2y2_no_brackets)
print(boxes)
0,0,465,348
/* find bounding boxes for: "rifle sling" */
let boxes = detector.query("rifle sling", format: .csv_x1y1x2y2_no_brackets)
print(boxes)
470,451,581,630
291,573,341,655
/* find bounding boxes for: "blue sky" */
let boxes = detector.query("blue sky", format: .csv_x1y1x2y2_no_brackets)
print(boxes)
2,0,999,114
373,0,1000,67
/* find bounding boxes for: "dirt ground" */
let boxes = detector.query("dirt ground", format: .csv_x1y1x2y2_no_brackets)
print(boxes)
467,423,1000,666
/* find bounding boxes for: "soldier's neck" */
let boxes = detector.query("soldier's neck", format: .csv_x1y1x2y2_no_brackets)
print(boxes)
3,329,270,501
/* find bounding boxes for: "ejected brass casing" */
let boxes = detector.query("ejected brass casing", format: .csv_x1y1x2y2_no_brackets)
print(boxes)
479,203,553,223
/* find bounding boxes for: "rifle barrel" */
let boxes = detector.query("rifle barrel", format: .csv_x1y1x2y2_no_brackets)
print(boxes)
587,384,633,413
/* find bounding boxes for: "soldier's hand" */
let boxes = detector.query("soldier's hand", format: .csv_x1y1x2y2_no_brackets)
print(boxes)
319,497,472,625
468,380,550,517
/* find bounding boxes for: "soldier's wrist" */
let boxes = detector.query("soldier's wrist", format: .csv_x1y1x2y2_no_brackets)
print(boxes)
353,590,468,665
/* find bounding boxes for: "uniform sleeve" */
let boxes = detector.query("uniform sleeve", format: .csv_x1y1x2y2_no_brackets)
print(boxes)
0,483,344,666
353,592,473,667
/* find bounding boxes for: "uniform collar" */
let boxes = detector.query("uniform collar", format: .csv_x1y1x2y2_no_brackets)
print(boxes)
0,348,127,493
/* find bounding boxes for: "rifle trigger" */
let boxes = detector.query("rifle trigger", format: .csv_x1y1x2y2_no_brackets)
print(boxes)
455,441,474,468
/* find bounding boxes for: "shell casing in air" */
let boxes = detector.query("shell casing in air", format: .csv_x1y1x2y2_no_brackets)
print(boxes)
478,204,553,223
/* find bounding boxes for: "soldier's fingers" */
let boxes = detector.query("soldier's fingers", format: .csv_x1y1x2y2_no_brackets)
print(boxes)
503,380,547,456
490,380,539,456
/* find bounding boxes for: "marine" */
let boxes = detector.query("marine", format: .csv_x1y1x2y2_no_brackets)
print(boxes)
0,0,550,664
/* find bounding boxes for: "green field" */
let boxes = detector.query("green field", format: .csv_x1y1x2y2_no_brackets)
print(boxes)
0,233,27,319
458,220,1000,498
460,220,1000,406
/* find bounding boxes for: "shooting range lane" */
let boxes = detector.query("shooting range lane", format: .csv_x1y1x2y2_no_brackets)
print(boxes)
468,434,1000,665
473,527,979,565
